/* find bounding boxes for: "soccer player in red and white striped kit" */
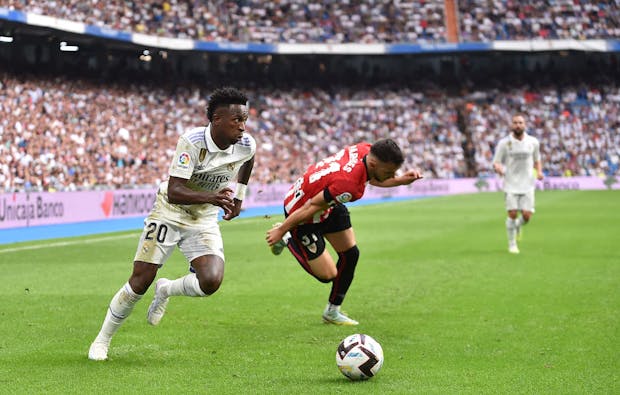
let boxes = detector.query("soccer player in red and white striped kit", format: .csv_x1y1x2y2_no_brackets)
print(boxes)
266,139,423,325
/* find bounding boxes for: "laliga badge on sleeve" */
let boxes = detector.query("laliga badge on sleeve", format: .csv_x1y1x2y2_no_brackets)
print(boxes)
336,192,352,203
177,152,191,169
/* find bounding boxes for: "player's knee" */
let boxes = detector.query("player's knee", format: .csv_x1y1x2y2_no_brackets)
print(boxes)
192,257,224,295
195,268,223,295
315,266,338,282
129,261,158,295
343,245,360,264
198,276,222,295
315,246,360,283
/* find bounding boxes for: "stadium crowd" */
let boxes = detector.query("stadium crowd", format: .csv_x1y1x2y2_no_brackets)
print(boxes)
459,0,620,41
3,0,619,43
1,73,618,192
1,0,446,43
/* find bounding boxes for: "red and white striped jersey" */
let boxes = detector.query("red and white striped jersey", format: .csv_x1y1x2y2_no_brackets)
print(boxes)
283,143,371,224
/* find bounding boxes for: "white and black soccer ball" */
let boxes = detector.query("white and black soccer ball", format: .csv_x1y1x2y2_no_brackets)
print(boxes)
336,333,384,380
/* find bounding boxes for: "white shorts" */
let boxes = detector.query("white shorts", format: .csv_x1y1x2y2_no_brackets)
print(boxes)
504,191,535,212
133,196,224,266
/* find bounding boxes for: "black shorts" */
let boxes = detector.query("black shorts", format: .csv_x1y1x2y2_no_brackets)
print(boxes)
288,204,352,261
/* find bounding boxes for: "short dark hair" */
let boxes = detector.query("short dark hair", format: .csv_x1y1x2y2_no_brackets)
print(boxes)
370,139,404,166
207,87,248,121
513,112,527,120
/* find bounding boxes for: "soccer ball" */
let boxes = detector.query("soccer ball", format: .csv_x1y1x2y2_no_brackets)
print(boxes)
336,334,384,380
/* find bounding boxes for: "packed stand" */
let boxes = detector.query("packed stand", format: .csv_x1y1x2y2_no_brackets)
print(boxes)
0,74,201,191
459,0,620,41
4,0,620,43
1,0,445,43
0,74,464,191
1,73,619,192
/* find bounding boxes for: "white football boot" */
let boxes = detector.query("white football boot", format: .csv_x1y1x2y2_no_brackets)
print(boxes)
322,308,359,326
88,340,109,361
508,244,520,254
147,278,171,326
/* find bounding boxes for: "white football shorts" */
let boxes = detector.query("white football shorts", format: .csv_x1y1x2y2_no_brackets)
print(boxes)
133,215,224,266
504,191,535,212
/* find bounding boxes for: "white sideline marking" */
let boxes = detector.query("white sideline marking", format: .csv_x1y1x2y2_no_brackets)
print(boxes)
0,233,137,254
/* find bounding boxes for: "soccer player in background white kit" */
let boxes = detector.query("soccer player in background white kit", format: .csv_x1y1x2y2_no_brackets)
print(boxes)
493,114,544,254
88,87,256,360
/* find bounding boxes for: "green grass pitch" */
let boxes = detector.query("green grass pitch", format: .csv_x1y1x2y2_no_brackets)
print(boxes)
0,190,618,394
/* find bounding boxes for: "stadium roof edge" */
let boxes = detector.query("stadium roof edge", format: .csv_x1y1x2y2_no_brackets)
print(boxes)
0,8,619,54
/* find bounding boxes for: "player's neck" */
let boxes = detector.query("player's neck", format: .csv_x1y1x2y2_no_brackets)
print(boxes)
211,130,232,150
362,155,371,181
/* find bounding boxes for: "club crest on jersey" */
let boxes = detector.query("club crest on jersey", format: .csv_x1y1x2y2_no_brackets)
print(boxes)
307,242,317,254
199,148,207,161
227,163,235,171
336,192,352,203
178,152,191,168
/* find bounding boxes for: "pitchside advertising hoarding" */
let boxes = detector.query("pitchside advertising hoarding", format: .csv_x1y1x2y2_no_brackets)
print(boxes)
0,176,617,229
0,189,157,229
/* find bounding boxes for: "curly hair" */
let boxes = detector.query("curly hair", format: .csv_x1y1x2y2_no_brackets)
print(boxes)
206,87,248,121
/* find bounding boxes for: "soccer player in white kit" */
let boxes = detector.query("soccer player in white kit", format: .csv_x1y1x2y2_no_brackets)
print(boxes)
493,114,544,254
88,87,256,360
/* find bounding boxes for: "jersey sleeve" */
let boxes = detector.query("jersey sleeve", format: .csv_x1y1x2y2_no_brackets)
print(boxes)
244,134,257,157
492,139,506,165
325,176,364,205
168,136,197,180
533,138,541,162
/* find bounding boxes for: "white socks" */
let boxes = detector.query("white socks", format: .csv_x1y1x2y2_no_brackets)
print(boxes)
92,274,206,346
94,282,142,345
166,273,206,297
326,303,341,313
505,217,517,247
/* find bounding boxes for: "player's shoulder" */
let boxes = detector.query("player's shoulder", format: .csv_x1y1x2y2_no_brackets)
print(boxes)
351,142,371,156
497,135,511,145
181,126,208,147
340,161,367,184
332,168,367,201
525,133,540,144
235,132,256,153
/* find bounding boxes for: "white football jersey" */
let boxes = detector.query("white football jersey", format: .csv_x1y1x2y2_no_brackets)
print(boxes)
156,125,256,221
493,133,541,194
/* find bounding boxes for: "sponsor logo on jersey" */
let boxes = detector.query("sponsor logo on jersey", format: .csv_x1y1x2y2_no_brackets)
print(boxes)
178,152,191,168
336,192,352,203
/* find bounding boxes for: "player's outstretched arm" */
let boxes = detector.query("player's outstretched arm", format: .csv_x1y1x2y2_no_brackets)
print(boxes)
370,169,423,188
